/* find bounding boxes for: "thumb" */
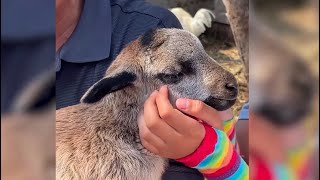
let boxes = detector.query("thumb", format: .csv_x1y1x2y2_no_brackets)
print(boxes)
176,98,224,129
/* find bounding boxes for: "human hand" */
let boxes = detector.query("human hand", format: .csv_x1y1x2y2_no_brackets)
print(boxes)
138,86,230,159
175,97,233,130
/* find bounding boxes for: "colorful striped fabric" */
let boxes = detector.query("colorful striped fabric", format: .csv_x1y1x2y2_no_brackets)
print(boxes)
273,164,296,180
286,138,316,179
177,124,249,180
223,116,238,148
251,146,314,180
251,154,297,180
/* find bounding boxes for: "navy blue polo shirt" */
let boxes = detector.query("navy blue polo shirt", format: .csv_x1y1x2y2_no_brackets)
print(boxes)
56,1,205,179
1,0,55,114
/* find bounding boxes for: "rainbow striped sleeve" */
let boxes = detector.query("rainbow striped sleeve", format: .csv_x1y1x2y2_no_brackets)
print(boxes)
177,124,249,179
223,115,238,149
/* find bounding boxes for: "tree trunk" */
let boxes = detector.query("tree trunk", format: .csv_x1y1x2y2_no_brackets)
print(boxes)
222,0,249,83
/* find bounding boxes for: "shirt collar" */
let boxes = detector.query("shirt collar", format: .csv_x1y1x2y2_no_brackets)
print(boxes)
57,0,111,67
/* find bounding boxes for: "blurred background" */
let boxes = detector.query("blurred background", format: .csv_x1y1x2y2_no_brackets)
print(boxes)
249,0,319,179
1,0,55,180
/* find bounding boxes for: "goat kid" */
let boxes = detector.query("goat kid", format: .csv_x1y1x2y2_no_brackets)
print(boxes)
56,28,238,180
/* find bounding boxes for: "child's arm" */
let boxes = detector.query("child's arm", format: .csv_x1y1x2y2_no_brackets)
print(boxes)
177,124,249,179
223,115,239,150
139,90,248,179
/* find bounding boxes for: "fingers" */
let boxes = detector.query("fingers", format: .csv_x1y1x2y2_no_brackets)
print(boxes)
176,98,224,129
153,86,173,119
139,87,207,159
140,139,159,154
155,86,202,134
218,109,234,121
138,110,165,153
142,90,178,142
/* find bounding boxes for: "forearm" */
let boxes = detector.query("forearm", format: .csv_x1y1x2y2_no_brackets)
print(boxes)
223,117,237,146
223,115,240,152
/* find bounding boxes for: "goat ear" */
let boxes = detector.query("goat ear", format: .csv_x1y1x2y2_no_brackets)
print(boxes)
140,28,167,50
80,71,137,104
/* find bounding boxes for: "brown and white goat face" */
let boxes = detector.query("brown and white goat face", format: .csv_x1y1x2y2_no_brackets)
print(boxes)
81,28,238,111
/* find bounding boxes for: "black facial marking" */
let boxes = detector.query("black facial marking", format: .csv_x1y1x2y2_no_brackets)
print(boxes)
180,60,195,75
140,29,156,47
156,72,183,84
81,72,136,104
204,96,236,111
140,28,166,49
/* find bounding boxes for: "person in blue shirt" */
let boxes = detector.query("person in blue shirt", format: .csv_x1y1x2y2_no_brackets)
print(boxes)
56,0,182,109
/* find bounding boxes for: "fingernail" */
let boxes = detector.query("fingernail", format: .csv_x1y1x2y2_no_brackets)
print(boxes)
160,85,167,92
176,98,189,110
150,90,158,97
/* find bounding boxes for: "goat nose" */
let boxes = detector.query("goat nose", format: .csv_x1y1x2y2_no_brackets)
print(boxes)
225,82,238,95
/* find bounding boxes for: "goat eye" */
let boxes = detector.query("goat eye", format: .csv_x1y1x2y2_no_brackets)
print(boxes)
156,72,183,84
